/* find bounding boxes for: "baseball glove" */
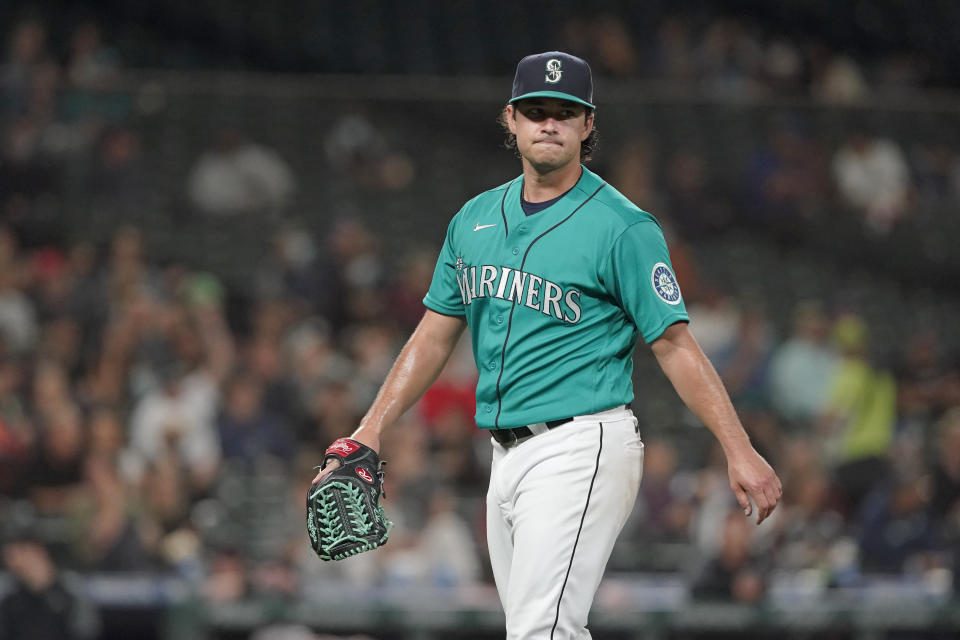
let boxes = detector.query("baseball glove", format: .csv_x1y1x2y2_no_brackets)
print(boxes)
306,438,392,561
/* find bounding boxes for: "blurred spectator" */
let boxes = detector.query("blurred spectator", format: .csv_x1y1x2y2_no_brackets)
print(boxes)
590,14,639,77
255,226,322,307
69,454,156,571
217,372,294,464
36,317,82,376
188,129,295,216
0,20,51,114
820,315,896,515
25,402,86,515
686,288,741,365
66,21,119,91
691,509,767,603
760,39,804,94
0,261,38,355
895,330,960,428
0,356,31,495
649,17,695,80
31,359,75,422
767,301,839,426
744,117,828,234
930,409,960,528
774,468,845,571
932,409,960,592
695,18,764,97
324,115,414,191
387,248,437,333
126,358,221,490
911,142,960,202
203,547,250,602
661,148,732,240
875,53,929,91
327,219,386,323
0,30,63,200
811,52,870,104
141,450,193,549
0,528,101,640
244,334,306,434
632,439,695,543
87,126,145,207
311,379,361,444
62,242,108,361
103,225,155,309
858,473,938,573
59,20,128,129
832,129,912,233
385,487,481,587
712,307,775,404
284,319,355,440
86,407,125,464
30,247,70,320
610,137,659,211
345,322,400,408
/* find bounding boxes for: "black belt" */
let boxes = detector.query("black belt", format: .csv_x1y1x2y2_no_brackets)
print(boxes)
490,417,573,447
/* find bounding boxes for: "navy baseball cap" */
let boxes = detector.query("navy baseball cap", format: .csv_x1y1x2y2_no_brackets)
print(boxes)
510,51,595,109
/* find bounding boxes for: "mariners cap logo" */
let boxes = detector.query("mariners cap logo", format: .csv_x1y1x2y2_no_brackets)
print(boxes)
651,263,682,305
545,59,562,83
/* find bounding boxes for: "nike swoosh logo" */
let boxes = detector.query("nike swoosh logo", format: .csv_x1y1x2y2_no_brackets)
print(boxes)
473,223,497,231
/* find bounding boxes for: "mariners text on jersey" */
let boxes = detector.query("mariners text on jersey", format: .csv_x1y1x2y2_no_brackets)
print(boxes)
453,264,582,323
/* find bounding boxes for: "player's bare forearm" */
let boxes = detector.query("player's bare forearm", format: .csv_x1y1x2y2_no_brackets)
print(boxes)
650,323,750,455
651,322,782,523
356,309,467,439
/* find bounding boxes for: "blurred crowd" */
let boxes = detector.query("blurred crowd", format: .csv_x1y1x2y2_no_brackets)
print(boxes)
2,205,959,610
1,16,960,631
560,11,946,101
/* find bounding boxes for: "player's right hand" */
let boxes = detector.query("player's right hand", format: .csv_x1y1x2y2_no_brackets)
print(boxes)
727,447,782,525
312,427,382,484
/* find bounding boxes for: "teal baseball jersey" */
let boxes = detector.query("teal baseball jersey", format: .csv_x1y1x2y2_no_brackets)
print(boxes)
423,166,689,429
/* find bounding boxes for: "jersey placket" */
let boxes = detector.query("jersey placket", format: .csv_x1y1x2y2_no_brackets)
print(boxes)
474,178,526,422
490,177,605,428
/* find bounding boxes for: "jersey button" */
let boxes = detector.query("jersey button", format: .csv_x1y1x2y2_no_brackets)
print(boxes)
512,247,519,255
488,360,497,371
485,406,492,413
495,315,503,324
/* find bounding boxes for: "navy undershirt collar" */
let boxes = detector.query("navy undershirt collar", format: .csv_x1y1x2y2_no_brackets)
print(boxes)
521,184,575,216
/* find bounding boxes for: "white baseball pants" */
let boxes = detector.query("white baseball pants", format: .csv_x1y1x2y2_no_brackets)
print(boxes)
486,406,644,639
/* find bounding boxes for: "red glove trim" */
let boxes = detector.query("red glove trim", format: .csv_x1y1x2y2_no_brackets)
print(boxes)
325,438,360,458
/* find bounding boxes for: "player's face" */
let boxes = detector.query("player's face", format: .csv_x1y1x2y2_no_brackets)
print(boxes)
508,98,593,173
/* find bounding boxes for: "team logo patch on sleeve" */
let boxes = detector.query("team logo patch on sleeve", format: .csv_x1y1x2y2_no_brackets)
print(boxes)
651,263,682,305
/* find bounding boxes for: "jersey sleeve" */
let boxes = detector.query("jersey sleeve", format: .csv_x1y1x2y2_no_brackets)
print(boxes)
601,220,689,343
423,216,466,317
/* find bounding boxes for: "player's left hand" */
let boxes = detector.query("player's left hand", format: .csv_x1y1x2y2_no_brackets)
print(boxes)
312,426,381,484
726,448,782,525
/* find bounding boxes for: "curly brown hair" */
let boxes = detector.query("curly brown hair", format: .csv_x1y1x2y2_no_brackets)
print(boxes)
497,105,599,163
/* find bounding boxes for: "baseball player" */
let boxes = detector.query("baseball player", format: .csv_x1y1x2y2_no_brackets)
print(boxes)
315,51,782,639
